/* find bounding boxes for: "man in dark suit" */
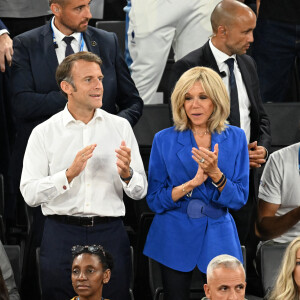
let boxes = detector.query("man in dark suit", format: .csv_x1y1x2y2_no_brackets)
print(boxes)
168,0,271,248
10,1,143,298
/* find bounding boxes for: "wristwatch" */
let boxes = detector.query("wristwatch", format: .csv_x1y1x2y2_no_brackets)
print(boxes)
120,167,133,182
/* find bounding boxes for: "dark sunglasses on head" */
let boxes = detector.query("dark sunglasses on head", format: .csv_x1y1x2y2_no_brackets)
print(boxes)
71,244,106,256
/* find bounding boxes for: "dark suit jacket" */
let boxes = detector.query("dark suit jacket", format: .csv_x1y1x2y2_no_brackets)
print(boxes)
10,21,143,191
0,19,7,30
168,40,271,201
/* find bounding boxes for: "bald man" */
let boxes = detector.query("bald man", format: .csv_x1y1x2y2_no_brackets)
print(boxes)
203,254,247,300
168,0,271,248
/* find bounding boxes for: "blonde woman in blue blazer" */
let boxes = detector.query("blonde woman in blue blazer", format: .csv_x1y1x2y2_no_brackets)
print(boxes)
144,66,249,300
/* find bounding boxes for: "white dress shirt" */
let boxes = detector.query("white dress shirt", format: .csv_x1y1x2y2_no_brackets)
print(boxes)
0,29,8,36
209,40,251,143
20,106,148,217
51,17,88,64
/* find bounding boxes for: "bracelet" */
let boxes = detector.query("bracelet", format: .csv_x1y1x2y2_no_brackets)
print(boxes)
218,177,227,189
212,173,225,188
181,182,193,197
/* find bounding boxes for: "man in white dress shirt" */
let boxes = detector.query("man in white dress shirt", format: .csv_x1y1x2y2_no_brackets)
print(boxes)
20,51,147,300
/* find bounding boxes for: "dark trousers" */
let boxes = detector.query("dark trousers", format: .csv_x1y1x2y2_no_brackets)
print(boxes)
160,263,206,300
40,217,131,300
253,18,300,103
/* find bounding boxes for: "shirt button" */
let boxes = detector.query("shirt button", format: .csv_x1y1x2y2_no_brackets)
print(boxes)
63,185,67,190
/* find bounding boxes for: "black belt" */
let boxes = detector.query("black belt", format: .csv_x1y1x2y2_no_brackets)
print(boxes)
48,215,120,227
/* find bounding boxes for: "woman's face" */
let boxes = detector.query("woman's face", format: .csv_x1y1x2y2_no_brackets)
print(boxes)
183,81,214,130
71,253,110,299
294,248,300,291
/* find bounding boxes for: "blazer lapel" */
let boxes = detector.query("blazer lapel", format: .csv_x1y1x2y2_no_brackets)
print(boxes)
84,28,101,57
42,22,59,76
236,56,256,108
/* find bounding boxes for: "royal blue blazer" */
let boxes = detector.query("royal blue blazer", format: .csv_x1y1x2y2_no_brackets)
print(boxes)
143,125,249,273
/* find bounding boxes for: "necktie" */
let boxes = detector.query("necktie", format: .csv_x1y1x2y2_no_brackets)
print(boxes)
225,58,240,127
63,36,75,57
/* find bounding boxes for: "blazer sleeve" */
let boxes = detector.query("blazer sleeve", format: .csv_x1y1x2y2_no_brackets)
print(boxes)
146,133,181,214
112,33,143,127
11,36,66,120
248,56,271,152
212,129,250,210
0,19,7,31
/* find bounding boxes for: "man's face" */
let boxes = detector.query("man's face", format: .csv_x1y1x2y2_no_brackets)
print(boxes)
204,266,246,300
53,0,92,35
65,60,104,113
223,10,256,56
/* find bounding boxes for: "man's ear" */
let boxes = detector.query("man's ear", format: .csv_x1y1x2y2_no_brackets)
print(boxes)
217,25,227,38
60,80,72,96
103,269,111,284
204,283,211,298
50,3,61,16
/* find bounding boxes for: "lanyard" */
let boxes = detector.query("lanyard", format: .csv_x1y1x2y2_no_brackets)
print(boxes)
51,20,84,52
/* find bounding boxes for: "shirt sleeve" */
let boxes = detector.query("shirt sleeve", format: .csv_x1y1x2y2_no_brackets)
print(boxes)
20,127,70,207
258,153,282,205
120,121,148,200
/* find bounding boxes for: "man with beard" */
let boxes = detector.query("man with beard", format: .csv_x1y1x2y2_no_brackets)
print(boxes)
11,1,143,298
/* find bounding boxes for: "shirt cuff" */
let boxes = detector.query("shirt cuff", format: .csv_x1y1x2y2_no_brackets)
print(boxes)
52,169,71,194
121,171,147,200
0,29,9,36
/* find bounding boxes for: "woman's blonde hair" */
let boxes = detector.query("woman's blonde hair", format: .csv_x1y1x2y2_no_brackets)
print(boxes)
268,237,300,300
171,66,230,133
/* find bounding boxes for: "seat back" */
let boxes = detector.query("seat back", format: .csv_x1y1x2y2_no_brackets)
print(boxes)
4,245,21,290
95,21,126,53
263,103,300,153
260,242,288,295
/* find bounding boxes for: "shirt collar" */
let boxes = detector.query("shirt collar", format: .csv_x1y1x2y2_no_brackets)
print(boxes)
51,17,82,44
209,39,237,66
62,105,103,127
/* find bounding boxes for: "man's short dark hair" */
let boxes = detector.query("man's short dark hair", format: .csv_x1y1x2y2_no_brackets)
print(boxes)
55,51,102,98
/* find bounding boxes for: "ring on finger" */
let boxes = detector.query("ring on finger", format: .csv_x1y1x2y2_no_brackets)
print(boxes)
199,158,205,163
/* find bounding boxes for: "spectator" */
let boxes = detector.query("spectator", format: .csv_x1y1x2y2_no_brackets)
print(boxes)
256,142,300,243
11,1,143,297
20,51,147,300
70,244,113,300
268,236,300,300
127,0,220,104
203,254,246,300
252,0,300,103
0,240,20,300
144,66,249,300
